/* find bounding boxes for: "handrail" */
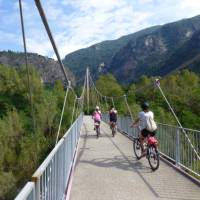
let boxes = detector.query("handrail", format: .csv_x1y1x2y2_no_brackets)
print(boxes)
32,115,81,178
15,113,83,200
15,182,35,200
157,122,200,133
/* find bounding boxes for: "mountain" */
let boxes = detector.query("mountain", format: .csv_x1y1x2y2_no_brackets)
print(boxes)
157,29,200,75
63,15,200,84
0,51,75,85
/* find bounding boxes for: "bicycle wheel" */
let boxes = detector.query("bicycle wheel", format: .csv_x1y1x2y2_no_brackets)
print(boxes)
147,145,159,171
96,126,100,138
112,126,116,137
133,139,142,159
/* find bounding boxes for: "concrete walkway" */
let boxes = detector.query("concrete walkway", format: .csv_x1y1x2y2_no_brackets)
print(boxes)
69,116,200,200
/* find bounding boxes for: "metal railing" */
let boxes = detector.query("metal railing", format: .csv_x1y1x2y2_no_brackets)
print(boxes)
158,124,200,177
15,113,83,200
15,182,35,200
102,114,200,177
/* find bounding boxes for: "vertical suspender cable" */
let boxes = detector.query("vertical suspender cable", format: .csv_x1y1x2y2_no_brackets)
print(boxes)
80,97,84,114
124,94,134,122
75,98,80,118
105,96,108,111
56,71,86,145
86,67,90,114
55,87,69,145
91,78,100,108
71,97,77,125
100,95,104,112
74,98,79,119
111,97,115,108
80,71,87,112
19,0,35,131
34,0,70,86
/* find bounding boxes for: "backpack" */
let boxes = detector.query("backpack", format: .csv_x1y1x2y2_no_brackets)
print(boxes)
94,111,101,121
146,117,157,132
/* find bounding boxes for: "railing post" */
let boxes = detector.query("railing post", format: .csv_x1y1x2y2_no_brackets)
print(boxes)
176,128,180,167
32,177,40,200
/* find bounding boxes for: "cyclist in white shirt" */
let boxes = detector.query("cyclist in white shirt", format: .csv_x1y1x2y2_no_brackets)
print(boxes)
132,102,156,154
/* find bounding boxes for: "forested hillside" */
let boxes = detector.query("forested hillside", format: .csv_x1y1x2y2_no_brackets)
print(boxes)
0,64,77,200
0,51,75,85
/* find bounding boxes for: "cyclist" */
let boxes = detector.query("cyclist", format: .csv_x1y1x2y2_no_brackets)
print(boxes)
109,106,117,127
132,102,156,155
92,106,102,130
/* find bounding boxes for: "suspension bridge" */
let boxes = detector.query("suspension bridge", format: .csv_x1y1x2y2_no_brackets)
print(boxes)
14,66,200,200
7,0,200,199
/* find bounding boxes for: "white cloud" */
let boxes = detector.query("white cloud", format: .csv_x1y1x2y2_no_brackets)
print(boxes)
62,0,126,12
26,37,52,56
44,0,153,57
0,31,19,43
180,0,200,17
139,0,153,3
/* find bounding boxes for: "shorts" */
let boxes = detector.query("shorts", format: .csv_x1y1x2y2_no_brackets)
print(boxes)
141,129,156,137
110,119,117,123
94,119,100,124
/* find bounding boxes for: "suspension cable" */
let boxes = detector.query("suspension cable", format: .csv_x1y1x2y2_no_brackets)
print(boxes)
35,0,88,103
34,0,70,85
19,0,35,131
19,0,88,147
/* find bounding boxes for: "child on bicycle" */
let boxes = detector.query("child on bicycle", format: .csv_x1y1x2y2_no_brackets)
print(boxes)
92,106,102,130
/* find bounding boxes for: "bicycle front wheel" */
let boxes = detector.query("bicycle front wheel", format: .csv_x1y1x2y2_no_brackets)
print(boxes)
133,139,142,159
147,145,159,171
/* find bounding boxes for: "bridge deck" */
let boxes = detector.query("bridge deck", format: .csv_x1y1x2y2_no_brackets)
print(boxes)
69,116,200,200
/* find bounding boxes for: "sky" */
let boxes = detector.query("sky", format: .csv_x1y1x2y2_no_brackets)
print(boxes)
0,0,200,59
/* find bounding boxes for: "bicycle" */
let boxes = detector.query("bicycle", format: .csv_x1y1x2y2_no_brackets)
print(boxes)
94,121,100,138
133,134,159,171
110,122,117,137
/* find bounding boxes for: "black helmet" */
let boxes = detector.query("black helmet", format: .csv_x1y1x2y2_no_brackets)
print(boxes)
141,102,149,110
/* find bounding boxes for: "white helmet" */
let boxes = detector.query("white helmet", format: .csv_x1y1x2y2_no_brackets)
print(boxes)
96,106,99,110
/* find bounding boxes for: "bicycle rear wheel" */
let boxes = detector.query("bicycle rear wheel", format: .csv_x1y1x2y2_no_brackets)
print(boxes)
147,145,159,171
96,126,100,138
133,139,142,159
112,126,116,137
